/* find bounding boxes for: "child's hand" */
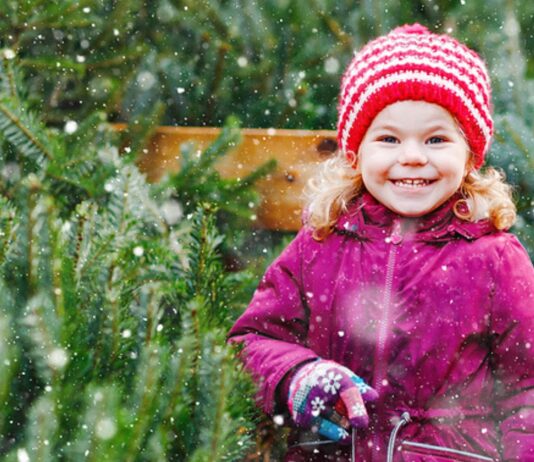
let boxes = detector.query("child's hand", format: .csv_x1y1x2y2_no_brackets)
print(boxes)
288,359,378,443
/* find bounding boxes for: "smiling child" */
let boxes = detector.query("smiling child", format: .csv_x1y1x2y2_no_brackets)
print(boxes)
229,24,534,461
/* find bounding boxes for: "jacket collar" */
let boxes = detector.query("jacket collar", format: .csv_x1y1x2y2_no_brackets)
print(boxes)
334,192,496,242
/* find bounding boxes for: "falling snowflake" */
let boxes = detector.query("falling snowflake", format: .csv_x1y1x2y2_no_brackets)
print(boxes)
122,329,132,338
64,120,78,134
3,49,16,60
47,348,69,370
17,449,30,462
324,57,340,74
95,417,117,440
137,71,156,90
161,200,183,225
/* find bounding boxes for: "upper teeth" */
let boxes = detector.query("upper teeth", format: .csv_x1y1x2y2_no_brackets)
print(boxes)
393,179,430,186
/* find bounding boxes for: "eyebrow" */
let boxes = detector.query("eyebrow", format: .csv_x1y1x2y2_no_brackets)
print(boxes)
367,124,400,134
368,123,457,134
423,123,457,133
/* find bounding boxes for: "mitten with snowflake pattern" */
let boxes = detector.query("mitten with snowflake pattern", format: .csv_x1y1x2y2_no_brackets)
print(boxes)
287,359,378,443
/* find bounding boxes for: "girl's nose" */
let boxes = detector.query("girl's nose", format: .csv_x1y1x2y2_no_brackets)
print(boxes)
398,141,428,165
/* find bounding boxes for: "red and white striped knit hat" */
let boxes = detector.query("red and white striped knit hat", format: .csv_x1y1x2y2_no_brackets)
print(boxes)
337,23,493,169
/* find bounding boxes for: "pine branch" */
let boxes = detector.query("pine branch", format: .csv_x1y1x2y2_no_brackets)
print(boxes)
231,158,277,189
177,116,242,178
19,56,86,75
0,197,19,271
106,264,122,362
26,177,40,296
0,99,53,165
22,396,58,462
186,206,225,320
22,293,65,384
0,56,19,102
161,335,195,423
123,345,165,462
123,100,166,163
208,343,227,460
0,315,16,438
144,287,162,345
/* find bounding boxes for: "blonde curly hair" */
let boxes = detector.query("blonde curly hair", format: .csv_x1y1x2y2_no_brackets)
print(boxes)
305,152,516,241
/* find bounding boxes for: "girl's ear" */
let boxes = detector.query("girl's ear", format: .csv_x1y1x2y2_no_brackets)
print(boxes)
464,154,475,179
346,150,358,169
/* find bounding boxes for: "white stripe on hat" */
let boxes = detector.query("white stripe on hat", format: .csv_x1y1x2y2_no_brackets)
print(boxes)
339,54,491,127
341,46,490,108
341,36,491,99
350,33,491,88
341,44,491,105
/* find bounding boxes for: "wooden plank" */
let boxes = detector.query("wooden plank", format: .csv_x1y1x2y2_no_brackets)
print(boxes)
134,126,338,231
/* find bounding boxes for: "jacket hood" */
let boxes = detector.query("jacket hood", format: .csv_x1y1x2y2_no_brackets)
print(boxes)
334,192,496,242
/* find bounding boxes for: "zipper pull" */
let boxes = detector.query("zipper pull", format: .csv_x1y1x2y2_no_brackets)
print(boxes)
386,219,403,245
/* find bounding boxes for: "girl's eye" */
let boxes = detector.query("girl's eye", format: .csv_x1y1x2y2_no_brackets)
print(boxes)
427,136,446,144
379,135,399,144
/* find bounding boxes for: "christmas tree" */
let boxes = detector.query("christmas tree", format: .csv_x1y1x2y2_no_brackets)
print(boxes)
0,59,259,461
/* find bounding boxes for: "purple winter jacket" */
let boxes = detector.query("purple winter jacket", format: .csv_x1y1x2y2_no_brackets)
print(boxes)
228,193,534,462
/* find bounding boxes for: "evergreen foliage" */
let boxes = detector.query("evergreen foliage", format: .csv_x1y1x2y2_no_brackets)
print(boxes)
157,116,276,265
0,2,533,460
0,63,257,461
1,0,532,258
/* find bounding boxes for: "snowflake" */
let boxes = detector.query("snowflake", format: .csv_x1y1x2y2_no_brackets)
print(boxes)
311,397,325,417
322,371,342,394
351,403,367,417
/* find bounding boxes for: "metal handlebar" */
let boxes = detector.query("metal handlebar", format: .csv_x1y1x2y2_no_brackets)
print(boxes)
290,411,494,462
386,412,411,462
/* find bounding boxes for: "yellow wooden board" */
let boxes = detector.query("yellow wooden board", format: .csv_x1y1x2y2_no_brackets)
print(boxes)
134,126,338,231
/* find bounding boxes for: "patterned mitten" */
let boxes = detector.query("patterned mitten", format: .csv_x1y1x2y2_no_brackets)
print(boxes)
288,359,378,443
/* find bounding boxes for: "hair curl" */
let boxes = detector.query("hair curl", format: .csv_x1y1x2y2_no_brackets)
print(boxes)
304,152,516,241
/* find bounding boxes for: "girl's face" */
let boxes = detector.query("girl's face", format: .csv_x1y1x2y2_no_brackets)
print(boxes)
358,100,469,218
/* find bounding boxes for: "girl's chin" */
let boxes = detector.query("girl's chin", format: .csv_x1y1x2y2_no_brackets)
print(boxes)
383,196,446,218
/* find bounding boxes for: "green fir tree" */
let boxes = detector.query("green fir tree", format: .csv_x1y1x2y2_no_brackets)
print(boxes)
0,60,258,461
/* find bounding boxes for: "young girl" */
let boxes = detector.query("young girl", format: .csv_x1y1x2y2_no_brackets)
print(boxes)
228,24,534,461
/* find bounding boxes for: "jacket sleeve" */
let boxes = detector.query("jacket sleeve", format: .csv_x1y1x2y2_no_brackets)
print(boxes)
227,227,319,415
490,234,534,461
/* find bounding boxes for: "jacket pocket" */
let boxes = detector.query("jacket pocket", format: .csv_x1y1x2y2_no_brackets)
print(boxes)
400,440,495,462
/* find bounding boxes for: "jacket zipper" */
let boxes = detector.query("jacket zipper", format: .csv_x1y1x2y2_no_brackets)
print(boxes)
372,219,402,461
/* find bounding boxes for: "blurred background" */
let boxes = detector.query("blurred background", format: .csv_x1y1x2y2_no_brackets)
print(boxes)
2,0,533,252
0,1,532,461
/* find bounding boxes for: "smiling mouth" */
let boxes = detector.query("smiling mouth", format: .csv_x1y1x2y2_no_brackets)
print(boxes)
390,178,436,188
